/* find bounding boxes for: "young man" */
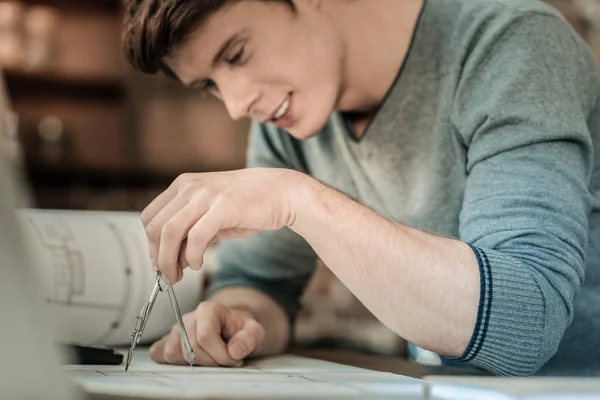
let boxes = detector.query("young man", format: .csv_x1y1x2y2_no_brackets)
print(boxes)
122,0,600,376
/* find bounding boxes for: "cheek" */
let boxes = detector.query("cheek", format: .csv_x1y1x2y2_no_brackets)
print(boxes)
263,20,344,139
294,47,343,138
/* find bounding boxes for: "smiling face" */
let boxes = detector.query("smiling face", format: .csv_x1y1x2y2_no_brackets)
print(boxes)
163,0,346,139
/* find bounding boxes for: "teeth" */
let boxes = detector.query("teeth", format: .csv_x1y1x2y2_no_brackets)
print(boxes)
273,96,290,120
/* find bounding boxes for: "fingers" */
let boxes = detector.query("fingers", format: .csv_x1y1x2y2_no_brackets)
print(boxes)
149,303,251,368
193,303,242,367
150,334,220,367
149,336,167,363
141,185,176,228
156,201,207,285
186,210,222,272
164,328,191,365
226,316,265,361
150,334,183,365
150,323,221,367
143,193,186,272
141,174,192,273
142,173,253,284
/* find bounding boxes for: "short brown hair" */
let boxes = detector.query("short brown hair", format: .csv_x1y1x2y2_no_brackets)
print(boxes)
122,0,292,76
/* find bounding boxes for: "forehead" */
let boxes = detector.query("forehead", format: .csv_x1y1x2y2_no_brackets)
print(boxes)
165,1,289,80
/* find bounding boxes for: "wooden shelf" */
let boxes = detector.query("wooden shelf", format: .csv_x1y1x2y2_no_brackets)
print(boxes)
4,67,126,101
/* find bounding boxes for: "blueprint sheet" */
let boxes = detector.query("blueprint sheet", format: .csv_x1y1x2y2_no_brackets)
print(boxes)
66,349,424,399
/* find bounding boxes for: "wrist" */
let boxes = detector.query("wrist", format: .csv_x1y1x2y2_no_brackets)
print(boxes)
285,171,322,233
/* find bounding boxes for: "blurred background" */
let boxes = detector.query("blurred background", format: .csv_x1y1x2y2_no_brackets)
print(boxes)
1,0,600,360
0,0,250,213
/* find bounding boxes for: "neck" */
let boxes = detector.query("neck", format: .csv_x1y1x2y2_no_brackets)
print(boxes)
325,0,424,115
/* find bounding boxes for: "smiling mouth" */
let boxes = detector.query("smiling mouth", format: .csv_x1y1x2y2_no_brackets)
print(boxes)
271,94,291,122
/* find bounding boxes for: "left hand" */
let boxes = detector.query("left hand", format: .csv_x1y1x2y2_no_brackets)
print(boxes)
149,300,266,367
141,168,302,284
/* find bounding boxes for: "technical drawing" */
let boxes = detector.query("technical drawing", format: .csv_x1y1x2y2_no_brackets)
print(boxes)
17,210,203,347
25,215,133,342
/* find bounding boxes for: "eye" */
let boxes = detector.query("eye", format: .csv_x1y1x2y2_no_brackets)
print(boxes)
201,79,218,93
227,45,245,65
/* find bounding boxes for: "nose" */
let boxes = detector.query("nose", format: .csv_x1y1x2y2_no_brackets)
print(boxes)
218,79,260,121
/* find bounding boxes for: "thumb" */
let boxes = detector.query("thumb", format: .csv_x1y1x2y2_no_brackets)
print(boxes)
226,318,265,361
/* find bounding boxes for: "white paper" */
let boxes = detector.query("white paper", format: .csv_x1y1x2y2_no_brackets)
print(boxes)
66,349,424,399
16,209,207,346
425,376,600,400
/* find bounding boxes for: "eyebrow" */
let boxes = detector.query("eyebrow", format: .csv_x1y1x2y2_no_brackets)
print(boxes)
187,31,243,88
213,32,242,66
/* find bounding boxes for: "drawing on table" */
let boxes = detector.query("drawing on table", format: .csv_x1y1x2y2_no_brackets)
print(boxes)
66,352,424,399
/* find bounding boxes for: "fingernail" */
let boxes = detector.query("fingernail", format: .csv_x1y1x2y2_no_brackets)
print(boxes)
231,342,247,359
235,361,243,368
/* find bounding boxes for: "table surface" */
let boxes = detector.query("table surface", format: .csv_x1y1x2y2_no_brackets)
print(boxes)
290,348,490,378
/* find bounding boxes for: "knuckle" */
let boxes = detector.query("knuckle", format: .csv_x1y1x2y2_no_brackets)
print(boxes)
181,181,196,195
195,328,212,345
175,173,192,186
161,222,179,241
212,193,230,210
247,319,265,341
196,301,220,316
140,209,152,226
200,185,217,199
178,178,201,197
195,301,212,313
145,221,160,241
187,228,206,247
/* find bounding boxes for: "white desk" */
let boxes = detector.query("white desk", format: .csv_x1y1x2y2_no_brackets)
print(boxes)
424,376,600,400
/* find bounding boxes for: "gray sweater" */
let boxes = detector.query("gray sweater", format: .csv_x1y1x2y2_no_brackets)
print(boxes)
209,0,600,376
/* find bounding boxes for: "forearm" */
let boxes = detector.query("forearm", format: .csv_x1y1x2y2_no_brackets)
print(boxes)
289,176,480,357
208,287,290,357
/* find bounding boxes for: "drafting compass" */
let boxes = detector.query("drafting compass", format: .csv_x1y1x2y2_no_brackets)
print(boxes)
125,272,195,370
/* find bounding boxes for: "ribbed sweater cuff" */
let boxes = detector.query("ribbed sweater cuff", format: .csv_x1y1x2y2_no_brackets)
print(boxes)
450,245,545,376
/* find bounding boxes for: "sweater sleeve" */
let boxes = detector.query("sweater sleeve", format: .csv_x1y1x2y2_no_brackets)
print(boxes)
207,121,317,323
450,12,597,376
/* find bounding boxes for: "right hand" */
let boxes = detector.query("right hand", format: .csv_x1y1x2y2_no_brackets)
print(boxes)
149,300,266,367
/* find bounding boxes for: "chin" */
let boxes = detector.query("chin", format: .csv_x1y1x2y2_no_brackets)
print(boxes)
287,108,334,140
287,122,324,140
287,126,321,140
